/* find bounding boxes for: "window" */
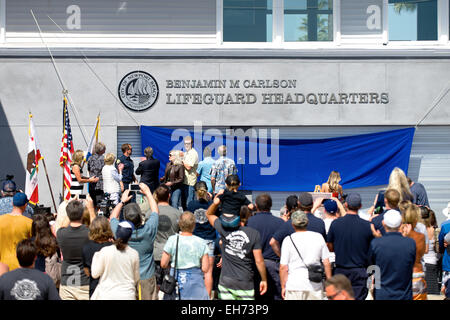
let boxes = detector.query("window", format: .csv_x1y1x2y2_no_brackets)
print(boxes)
223,0,273,42
388,0,437,41
284,0,333,42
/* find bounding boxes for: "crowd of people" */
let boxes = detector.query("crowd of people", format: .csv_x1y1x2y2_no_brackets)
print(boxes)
0,136,449,301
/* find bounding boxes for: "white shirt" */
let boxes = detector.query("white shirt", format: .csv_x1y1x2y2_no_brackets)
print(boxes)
91,245,140,300
102,165,122,194
280,231,330,292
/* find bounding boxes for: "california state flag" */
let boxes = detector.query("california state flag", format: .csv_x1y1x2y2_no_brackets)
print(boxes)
25,113,43,205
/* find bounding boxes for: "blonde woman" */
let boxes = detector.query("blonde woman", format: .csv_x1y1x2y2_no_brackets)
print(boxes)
160,150,185,209
388,167,414,202
401,204,427,300
101,153,124,205
321,171,343,198
70,150,99,196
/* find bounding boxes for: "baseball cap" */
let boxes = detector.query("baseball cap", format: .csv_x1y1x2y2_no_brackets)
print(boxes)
346,193,362,208
115,221,134,242
298,192,313,207
383,209,402,228
323,199,338,214
2,180,16,193
291,210,308,228
13,192,28,207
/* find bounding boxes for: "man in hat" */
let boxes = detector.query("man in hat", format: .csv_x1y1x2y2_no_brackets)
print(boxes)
270,192,326,258
279,210,331,300
0,192,33,271
0,180,34,218
327,193,374,300
368,210,416,300
206,195,267,300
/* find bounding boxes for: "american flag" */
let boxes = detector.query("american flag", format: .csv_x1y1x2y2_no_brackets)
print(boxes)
60,97,74,200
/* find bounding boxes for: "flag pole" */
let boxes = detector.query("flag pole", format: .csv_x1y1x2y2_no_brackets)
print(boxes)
30,9,89,147
41,157,58,213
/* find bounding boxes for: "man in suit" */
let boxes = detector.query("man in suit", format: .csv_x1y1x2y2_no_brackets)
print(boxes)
135,146,160,193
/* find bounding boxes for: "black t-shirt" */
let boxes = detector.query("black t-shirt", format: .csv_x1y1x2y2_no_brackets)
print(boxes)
214,219,261,290
0,268,60,300
82,240,112,297
56,225,90,286
218,190,251,216
327,214,374,268
189,199,217,241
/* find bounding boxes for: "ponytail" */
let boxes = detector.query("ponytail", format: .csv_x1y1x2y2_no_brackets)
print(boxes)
114,238,127,251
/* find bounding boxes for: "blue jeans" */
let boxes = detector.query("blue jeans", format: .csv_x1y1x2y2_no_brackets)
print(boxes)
170,188,182,210
163,267,209,300
181,184,195,211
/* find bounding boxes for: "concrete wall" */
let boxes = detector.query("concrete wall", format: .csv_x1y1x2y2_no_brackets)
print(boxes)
1,57,450,208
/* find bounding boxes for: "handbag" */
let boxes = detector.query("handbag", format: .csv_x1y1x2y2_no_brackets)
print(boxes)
45,252,62,288
160,235,179,295
289,235,324,283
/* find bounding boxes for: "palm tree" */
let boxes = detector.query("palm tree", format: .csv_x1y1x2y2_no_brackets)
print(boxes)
393,2,417,14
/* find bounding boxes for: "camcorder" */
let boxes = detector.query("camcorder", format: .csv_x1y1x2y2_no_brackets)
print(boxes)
97,193,115,218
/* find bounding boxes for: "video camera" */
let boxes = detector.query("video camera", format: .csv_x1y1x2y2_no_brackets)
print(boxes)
97,193,115,218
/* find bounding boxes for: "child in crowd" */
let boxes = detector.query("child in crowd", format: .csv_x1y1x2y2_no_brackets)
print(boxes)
217,175,254,217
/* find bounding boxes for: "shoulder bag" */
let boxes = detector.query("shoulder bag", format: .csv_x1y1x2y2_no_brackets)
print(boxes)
289,235,324,283
160,235,179,296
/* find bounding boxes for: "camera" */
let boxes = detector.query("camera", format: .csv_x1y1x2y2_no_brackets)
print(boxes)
97,193,115,218
129,184,140,192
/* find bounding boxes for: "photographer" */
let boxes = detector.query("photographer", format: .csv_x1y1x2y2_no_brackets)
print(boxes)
0,176,34,218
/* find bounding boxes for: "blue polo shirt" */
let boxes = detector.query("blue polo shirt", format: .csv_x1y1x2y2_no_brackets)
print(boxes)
368,232,416,300
327,214,374,268
247,211,285,261
371,208,399,236
117,154,134,183
272,213,327,245
439,220,450,272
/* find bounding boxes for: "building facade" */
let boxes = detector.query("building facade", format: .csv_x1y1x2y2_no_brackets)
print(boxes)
0,0,450,222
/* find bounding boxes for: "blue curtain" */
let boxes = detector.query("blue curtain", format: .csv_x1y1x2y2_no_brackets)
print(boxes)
140,126,415,192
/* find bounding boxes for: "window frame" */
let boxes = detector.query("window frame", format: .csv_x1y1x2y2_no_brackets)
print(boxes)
218,0,450,48
384,0,445,46
219,0,340,48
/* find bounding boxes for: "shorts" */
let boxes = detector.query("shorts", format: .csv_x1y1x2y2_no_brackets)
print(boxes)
285,289,323,300
218,284,254,300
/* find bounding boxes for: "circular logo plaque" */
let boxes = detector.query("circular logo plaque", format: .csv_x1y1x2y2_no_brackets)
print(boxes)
118,71,159,112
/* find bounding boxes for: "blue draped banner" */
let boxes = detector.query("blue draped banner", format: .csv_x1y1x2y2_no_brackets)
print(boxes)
140,126,415,192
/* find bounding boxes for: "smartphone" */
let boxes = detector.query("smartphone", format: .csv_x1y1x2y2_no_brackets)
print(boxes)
79,194,87,199
129,184,140,191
